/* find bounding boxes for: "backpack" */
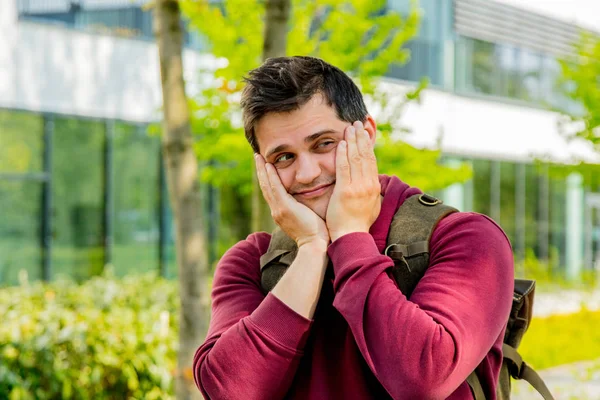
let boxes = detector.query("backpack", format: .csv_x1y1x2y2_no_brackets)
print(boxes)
259,193,554,400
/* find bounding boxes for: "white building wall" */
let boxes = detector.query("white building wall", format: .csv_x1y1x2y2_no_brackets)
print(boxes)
0,0,217,123
393,85,600,164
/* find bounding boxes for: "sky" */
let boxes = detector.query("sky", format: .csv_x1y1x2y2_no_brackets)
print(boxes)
496,0,600,31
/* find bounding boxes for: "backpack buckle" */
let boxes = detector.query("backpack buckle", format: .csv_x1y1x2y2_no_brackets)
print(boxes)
418,194,441,206
384,245,411,273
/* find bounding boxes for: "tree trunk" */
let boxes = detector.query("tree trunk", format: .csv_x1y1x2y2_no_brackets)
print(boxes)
263,0,291,60
251,0,292,233
153,1,207,399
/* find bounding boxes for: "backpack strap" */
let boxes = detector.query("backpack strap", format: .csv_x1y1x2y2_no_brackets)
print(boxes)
259,227,297,293
259,193,458,295
260,194,554,400
467,372,486,399
385,193,457,298
502,344,554,400
387,195,498,399
498,279,555,400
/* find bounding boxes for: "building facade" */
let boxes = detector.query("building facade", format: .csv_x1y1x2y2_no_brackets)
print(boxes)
0,0,599,285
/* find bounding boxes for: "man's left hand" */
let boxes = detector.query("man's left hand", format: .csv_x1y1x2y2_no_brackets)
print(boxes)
326,121,381,242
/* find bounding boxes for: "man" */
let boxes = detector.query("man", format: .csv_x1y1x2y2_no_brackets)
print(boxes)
193,56,513,399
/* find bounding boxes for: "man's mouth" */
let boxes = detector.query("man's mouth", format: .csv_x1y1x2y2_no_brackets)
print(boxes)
294,183,334,199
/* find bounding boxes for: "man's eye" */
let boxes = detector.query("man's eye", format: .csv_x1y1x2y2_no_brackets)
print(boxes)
275,153,293,163
318,141,335,148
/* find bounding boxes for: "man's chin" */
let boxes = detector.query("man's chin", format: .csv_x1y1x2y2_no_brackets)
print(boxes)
303,199,329,220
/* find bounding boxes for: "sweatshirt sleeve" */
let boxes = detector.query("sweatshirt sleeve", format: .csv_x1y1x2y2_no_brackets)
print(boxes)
193,233,313,400
327,212,514,399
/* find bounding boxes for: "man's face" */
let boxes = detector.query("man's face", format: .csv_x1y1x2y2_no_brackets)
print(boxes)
255,94,376,219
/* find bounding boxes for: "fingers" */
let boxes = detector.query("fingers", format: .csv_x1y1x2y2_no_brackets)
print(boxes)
357,121,379,179
255,153,295,211
265,162,292,205
335,139,350,185
343,121,378,182
254,154,275,205
352,121,373,179
354,121,370,157
345,124,361,181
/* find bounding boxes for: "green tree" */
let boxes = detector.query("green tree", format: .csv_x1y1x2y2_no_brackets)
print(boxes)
181,0,471,247
153,1,207,399
251,0,292,233
559,32,600,149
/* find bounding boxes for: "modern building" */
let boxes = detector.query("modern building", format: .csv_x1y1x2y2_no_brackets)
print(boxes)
386,0,600,280
1,0,599,285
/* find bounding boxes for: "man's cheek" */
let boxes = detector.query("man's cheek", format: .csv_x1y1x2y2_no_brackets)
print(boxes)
322,191,334,209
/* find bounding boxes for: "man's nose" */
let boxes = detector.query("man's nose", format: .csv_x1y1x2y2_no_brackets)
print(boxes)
295,154,321,184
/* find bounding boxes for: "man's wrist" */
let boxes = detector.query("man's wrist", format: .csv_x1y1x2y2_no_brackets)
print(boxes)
330,229,369,242
298,238,329,253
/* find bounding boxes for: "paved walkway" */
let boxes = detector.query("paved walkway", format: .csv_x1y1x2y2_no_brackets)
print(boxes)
533,287,600,318
512,358,600,399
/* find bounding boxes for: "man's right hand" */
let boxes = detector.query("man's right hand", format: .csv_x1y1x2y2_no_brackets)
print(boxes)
255,153,330,248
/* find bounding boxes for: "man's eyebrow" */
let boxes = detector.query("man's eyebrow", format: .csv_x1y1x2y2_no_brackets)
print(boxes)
265,144,289,160
265,129,339,159
304,129,338,144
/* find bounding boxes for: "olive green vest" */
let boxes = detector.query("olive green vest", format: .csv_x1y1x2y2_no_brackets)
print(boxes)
260,193,554,400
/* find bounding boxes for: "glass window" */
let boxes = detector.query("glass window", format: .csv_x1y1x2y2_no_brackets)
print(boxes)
388,0,443,41
52,118,105,281
76,7,154,38
387,40,442,85
520,49,542,102
454,36,471,92
0,180,42,285
499,162,516,245
470,39,496,95
0,110,44,285
540,56,583,114
540,55,561,109
457,37,556,106
385,0,444,86
112,123,161,277
0,110,43,173
496,44,520,99
524,165,540,256
20,3,207,49
472,159,491,217
549,177,567,273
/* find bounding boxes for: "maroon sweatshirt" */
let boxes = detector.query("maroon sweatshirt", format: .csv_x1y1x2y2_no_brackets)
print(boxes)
193,175,514,400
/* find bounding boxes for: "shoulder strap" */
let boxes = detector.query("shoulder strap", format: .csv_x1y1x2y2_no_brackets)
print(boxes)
502,344,555,400
259,227,297,293
385,193,457,298
259,193,457,294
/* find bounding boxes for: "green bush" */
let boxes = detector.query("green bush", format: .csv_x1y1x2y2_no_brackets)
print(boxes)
0,274,178,400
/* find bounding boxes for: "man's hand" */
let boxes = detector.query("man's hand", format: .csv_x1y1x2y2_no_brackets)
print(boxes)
255,154,330,248
326,121,381,242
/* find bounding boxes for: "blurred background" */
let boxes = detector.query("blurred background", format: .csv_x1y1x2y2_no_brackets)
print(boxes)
1,0,599,398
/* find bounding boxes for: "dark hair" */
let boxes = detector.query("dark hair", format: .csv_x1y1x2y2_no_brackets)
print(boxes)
240,56,368,153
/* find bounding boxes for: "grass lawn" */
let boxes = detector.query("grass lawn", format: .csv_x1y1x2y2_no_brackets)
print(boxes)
519,308,600,370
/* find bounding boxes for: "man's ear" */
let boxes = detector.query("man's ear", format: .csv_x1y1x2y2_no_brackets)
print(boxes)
364,114,377,145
